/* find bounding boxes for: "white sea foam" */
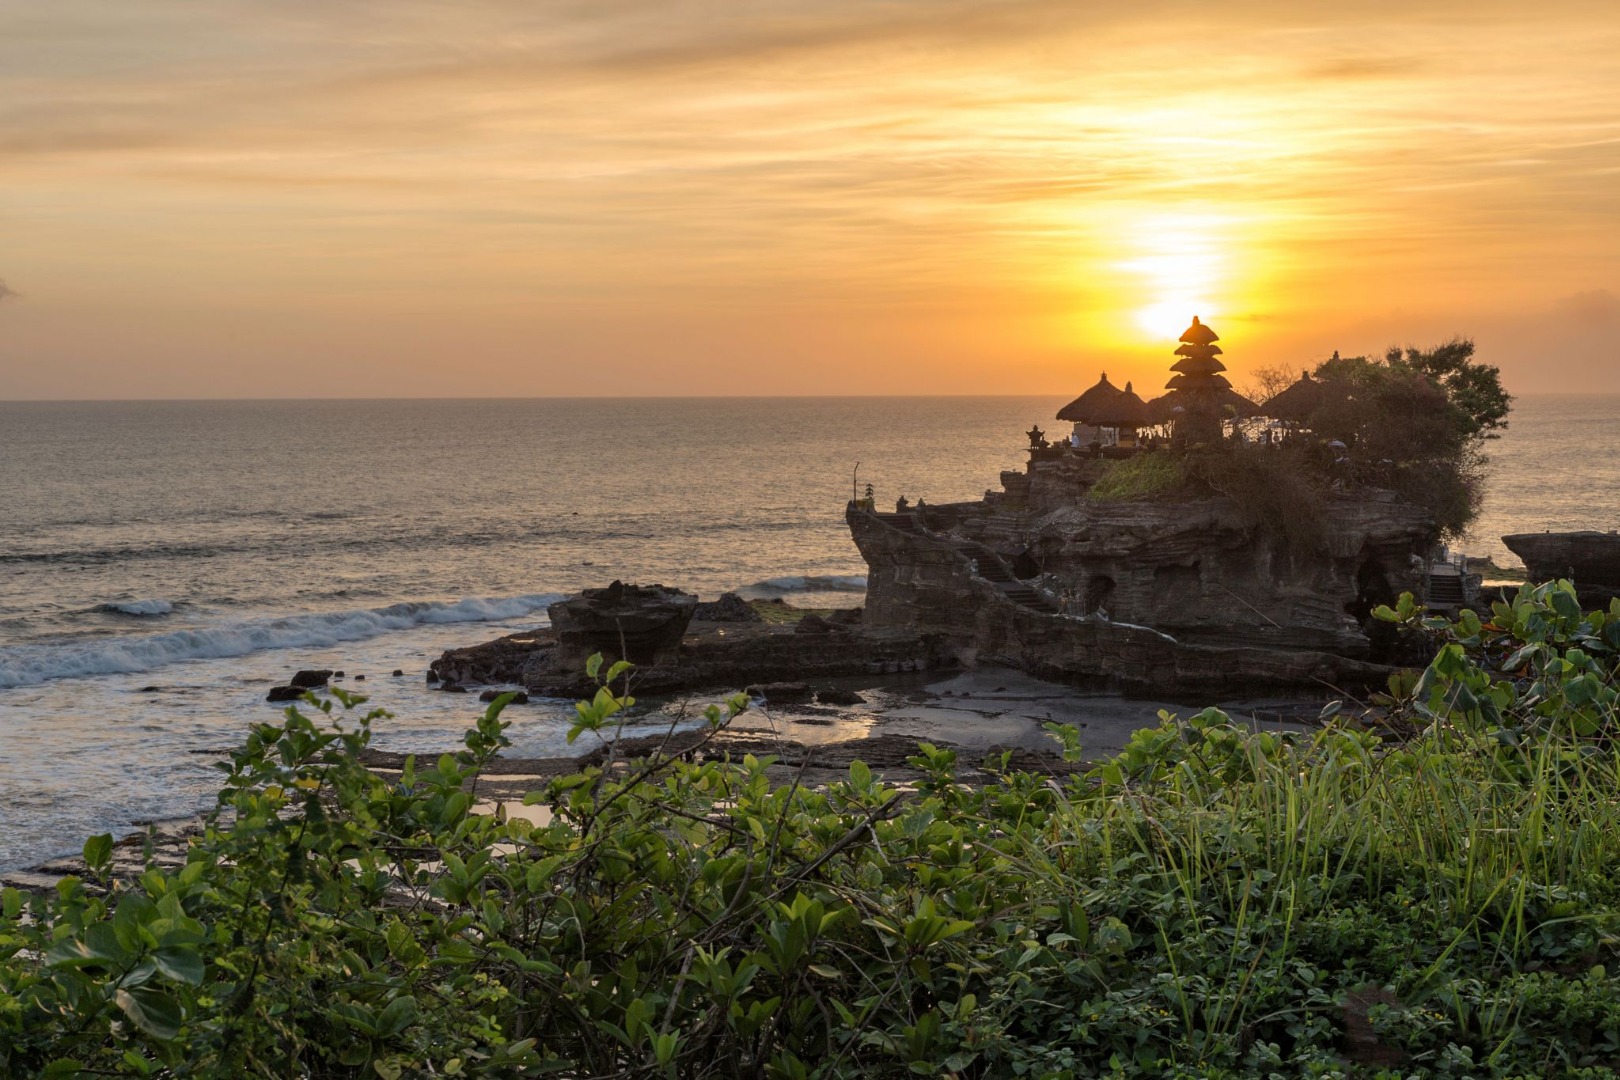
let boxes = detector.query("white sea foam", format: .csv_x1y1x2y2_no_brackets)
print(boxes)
738,574,868,596
96,599,175,617
0,594,561,688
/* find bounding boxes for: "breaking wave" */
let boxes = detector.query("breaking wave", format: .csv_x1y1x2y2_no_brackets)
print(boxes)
95,599,175,617
0,594,561,689
735,575,868,598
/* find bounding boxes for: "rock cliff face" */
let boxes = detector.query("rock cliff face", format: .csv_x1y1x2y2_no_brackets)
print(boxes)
848,458,1438,691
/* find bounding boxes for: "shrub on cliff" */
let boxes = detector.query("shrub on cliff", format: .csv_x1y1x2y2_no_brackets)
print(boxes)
1306,339,1508,536
1085,451,1184,501
10,585,1620,1076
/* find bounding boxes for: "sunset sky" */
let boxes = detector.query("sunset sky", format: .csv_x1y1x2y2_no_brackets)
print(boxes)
2,0,1617,399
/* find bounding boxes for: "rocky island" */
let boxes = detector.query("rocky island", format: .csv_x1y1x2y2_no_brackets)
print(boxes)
439,317,1507,701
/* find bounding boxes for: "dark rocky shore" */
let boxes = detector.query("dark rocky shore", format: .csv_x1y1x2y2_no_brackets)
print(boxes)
428,587,936,700
426,578,1398,703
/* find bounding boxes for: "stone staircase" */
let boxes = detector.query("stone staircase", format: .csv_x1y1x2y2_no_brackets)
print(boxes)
1427,565,1467,610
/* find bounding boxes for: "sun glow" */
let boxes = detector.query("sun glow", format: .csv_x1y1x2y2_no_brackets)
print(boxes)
1118,216,1233,342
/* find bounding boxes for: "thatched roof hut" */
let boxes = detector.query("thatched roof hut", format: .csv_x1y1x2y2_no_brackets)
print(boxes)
1058,375,1152,428
1261,370,1340,423
1057,373,1121,423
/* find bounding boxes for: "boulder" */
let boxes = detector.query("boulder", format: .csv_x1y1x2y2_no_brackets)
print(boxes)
692,593,764,623
266,685,306,702
746,681,813,703
794,613,834,635
439,682,468,694
290,669,333,688
393,669,405,677
548,581,697,669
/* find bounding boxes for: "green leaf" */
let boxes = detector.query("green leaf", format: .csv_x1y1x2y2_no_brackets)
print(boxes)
47,922,127,969
82,833,113,873
377,994,418,1036
115,986,183,1041
153,942,204,986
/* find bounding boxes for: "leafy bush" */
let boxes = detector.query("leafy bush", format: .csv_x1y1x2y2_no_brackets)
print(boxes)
1305,342,1507,537
8,585,1620,1076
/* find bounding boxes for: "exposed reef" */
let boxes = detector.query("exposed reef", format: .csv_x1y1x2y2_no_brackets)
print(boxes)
1503,531,1620,606
430,588,938,699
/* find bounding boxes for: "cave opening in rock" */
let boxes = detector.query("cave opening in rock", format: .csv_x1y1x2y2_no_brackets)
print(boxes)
1084,574,1116,614
1346,557,1394,622
1011,548,1042,580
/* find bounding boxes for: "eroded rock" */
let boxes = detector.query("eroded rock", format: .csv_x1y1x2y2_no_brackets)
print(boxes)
548,581,697,669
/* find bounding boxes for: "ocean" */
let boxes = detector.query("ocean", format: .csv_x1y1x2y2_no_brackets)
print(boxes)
0,394,1611,870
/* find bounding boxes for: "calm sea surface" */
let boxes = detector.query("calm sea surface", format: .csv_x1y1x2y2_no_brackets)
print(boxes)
0,395,1612,869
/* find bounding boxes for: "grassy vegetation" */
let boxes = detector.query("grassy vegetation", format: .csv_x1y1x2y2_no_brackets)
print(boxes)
6,582,1620,1076
747,599,847,625
1085,451,1185,502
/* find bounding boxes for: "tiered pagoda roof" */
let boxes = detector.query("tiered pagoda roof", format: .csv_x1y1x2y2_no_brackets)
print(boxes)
1150,317,1256,424
1163,317,1232,392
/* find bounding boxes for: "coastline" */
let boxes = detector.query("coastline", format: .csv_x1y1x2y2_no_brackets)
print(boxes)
0,662,1324,891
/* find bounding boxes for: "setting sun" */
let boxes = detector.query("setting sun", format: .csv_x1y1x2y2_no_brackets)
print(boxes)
1116,216,1233,344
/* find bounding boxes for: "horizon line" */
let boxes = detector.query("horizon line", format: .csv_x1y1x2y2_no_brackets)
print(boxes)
0,390,1583,405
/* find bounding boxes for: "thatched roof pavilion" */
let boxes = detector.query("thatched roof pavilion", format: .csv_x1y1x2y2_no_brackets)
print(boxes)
1057,374,1151,429
1262,370,1340,423
1058,373,1121,423
1056,372,1121,420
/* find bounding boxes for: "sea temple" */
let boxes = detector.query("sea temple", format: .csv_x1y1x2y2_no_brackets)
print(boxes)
847,316,1473,690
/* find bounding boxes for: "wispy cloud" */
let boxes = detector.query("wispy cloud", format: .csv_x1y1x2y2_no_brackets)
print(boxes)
0,0,1616,395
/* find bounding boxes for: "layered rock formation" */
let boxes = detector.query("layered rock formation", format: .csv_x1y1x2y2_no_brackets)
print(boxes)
547,581,697,669
847,450,1438,691
431,598,937,699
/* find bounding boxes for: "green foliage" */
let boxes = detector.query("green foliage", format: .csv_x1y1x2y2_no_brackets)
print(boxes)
13,609,1620,1076
1085,450,1184,501
1307,339,1509,537
1186,444,1327,556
